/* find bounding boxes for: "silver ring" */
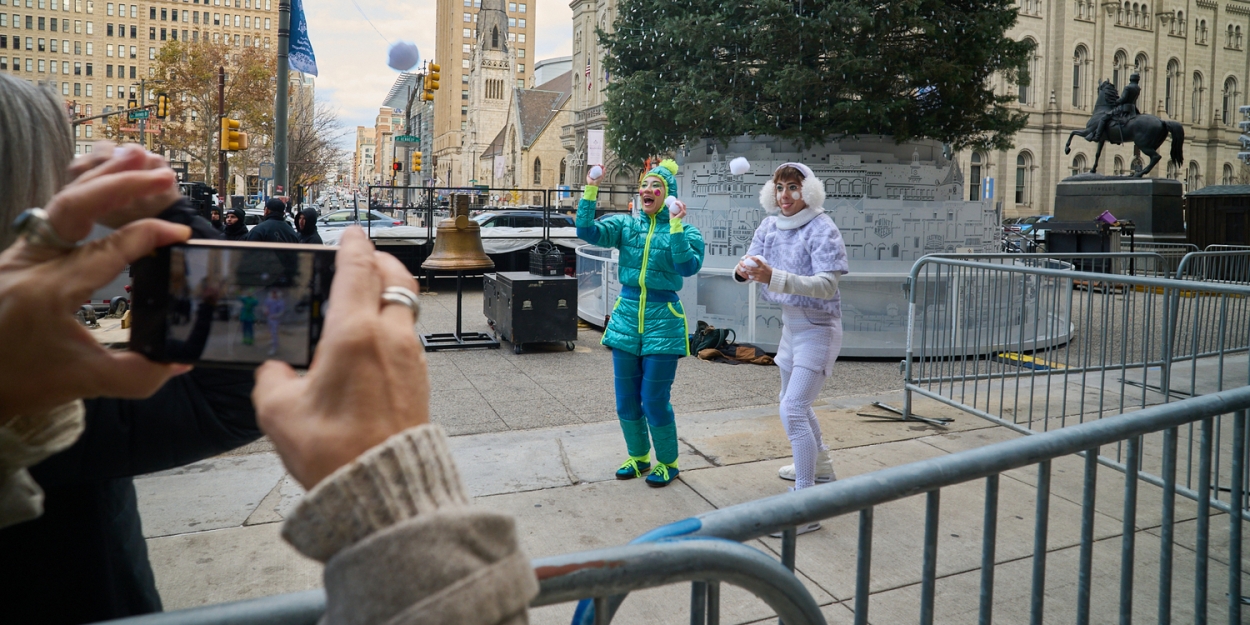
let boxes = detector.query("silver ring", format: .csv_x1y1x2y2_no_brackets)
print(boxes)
381,286,420,323
13,208,76,251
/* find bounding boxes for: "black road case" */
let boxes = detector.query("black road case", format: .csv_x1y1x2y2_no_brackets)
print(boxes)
483,271,578,354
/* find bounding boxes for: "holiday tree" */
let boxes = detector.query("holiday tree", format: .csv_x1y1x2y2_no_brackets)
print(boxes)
600,0,1033,163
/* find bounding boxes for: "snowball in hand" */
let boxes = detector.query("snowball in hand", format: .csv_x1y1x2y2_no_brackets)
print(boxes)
588,165,603,181
729,157,750,175
664,196,678,210
387,41,421,72
742,257,759,268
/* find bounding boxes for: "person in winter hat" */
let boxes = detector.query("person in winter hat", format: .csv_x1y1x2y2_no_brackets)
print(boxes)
735,162,849,535
223,207,249,241
575,159,705,487
296,207,322,245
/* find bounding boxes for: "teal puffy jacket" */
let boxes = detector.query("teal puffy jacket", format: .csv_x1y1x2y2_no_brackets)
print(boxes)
576,190,705,356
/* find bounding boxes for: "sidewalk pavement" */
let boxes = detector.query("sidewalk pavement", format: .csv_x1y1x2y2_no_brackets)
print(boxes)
135,387,1248,624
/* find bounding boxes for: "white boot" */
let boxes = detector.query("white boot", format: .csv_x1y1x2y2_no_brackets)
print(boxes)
778,448,836,483
770,487,822,536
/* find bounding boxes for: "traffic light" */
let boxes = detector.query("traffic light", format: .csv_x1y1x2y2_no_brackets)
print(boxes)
155,94,169,119
393,161,402,172
411,151,423,172
422,63,441,101
127,99,138,110
219,117,248,151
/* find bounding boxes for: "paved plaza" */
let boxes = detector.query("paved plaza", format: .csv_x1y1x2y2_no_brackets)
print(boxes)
122,287,1248,624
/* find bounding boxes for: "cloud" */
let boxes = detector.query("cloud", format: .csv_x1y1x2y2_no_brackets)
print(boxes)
303,0,571,149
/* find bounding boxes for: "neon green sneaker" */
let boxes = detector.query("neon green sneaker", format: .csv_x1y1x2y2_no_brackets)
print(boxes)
645,463,679,487
615,457,651,480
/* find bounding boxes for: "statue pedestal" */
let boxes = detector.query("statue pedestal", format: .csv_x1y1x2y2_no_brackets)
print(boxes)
1054,176,1185,243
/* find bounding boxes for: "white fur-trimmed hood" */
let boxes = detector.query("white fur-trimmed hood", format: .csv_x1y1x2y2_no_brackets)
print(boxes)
758,162,826,214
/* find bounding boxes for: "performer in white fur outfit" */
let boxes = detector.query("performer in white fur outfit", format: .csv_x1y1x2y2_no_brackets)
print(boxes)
734,162,849,536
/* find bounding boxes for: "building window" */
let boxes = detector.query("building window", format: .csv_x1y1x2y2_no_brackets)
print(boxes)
508,17,515,27
491,26,498,47
1222,77,1237,125
518,18,524,27
517,48,524,58
1071,154,1087,177
462,43,470,54
1192,72,1203,123
1015,152,1031,204
1112,49,1127,91
1223,163,1235,185
518,63,523,73
462,58,470,69
463,28,469,38
1072,45,1088,108
969,153,982,201
532,157,541,184
1165,59,1178,116
1186,161,1200,191
1113,155,1125,176
518,33,524,43
519,2,525,11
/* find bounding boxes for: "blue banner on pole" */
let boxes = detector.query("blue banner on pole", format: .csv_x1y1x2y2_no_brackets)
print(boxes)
288,0,318,77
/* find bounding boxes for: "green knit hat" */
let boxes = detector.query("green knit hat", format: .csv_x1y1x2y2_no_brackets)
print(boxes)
640,159,679,199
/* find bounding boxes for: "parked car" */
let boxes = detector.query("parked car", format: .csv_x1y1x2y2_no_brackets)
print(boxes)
318,209,404,229
1015,215,1053,235
472,210,575,229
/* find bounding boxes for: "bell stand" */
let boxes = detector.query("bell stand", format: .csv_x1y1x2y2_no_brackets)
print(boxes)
420,271,500,351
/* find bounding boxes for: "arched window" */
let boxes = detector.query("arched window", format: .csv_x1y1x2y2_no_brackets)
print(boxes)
559,158,566,185
1114,155,1125,176
491,26,498,48
1113,50,1128,90
1166,160,1179,179
969,153,983,201
1015,152,1032,204
1073,46,1089,108
1192,72,1203,124
1072,154,1087,177
1223,77,1237,125
1019,38,1038,105
1238,26,1243,48
1186,161,1201,191
532,157,542,185
1134,52,1149,77
1223,163,1235,185
1165,59,1179,116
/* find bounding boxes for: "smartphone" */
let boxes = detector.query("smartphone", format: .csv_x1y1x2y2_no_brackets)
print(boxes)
130,240,336,369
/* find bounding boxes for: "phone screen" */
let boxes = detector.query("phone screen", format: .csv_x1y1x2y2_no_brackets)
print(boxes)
131,241,335,368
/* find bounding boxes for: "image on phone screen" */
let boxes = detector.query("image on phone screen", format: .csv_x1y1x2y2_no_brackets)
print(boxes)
131,241,334,368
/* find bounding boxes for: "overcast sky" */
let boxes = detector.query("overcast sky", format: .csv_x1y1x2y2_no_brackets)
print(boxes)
303,0,573,151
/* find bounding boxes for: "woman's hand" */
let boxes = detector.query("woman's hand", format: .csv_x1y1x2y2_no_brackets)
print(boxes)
667,199,687,221
254,227,431,490
741,255,773,285
0,168,194,424
65,143,184,230
585,164,604,186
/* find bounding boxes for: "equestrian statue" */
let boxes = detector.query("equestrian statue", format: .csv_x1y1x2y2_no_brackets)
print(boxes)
1064,73,1185,177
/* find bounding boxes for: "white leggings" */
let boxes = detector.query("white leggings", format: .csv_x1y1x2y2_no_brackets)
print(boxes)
776,307,843,489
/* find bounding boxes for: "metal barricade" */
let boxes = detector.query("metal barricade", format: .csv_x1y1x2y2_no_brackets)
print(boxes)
902,256,1250,517
1132,242,1199,274
98,386,1250,625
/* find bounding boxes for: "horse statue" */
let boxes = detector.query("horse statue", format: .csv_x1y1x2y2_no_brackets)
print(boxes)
1064,80,1184,177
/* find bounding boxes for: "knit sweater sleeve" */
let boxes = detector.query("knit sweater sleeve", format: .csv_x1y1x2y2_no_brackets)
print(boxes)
0,401,85,529
282,424,538,625
767,270,841,300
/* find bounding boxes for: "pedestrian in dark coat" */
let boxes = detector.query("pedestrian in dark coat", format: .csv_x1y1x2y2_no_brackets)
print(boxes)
222,207,249,240
245,198,299,243
297,206,323,245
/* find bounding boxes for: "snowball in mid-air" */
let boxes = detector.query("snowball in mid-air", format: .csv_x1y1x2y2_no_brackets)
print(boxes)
387,41,420,72
729,157,750,175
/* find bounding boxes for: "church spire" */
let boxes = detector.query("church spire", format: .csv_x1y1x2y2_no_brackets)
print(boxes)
477,0,508,52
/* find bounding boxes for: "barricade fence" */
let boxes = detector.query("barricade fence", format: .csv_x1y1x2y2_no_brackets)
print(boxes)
99,386,1250,625
902,255,1250,520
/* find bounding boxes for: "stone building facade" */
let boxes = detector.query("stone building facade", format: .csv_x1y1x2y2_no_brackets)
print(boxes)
2,0,278,155
432,0,535,186
973,0,1250,218
477,70,571,204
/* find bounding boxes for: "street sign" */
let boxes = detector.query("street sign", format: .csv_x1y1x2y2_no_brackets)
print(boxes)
394,135,420,144
258,161,275,179
128,109,150,120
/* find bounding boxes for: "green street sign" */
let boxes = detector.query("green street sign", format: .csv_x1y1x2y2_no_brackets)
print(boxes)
128,109,150,120
394,135,420,143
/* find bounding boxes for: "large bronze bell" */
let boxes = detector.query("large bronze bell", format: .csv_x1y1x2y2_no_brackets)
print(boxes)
422,195,495,271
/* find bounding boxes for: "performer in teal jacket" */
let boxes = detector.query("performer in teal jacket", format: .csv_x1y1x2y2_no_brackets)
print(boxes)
576,159,705,487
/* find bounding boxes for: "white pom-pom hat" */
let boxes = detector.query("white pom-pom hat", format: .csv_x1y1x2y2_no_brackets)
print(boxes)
758,162,826,214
